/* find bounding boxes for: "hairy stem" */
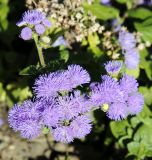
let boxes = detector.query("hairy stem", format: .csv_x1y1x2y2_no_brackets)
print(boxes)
33,35,46,67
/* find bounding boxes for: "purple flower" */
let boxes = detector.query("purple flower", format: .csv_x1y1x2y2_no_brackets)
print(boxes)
33,71,65,98
20,27,32,40
124,49,140,69
52,126,74,143
8,103,29,131
120,74,138,96
64,65,90,90
72,91,92,113
119,31,136,51
90,74,144,121
56,94,80,120
34,65,90,98
35,24,45,35
101,0,111,5
52,36,67,47
42,98,62,128
104,61,122,75
21,10,45,25
70,115,92,138
118,30,140,69
8,100,42,139
42,19,52,28
107,103,128,121
127,93,144,115
55,91,92,120
0,118,4,126
91,75,124,106
19,120,41,139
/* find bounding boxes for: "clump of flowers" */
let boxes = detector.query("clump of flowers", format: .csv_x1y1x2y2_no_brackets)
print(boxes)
90,62,144,121
8,65,93,142
17,10,52,40
25,0,104,43
104,60,122,76
118,29,140,69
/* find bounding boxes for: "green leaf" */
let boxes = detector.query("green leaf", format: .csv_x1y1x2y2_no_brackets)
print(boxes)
0,0,9,31
139,87,152,106
11,87,32,101
125,67,140,78
134,124,152,144
0,82,6,102
19,65,39,76
134,22,152,43
88,34,103,57
130,117,141,128
116,0,128,3
83,3,119,20
127,142,140,156
59,48,69,62
110,120,129,138
140,49,152,80
128,8,152,20
127,142,146,159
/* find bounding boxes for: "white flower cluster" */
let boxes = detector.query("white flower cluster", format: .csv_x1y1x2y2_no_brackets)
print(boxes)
26,0,104,43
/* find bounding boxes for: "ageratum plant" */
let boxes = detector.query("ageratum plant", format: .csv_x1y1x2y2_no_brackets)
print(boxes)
3,0,152,159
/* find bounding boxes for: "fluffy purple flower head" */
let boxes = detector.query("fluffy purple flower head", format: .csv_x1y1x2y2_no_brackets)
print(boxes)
52,126,74,143
35,24,45,35
8,100,42,138
42,98,62,128
55,91,92,121
20,27,32,40
21,10,45,25
107,102,128,121
104,61,122,75
64,65,91,90
33,71,65,98
52,36,67,47
124,49,140,69
42,19,52,28
19,119,41,139
34,65,90,98
127,93,144,115
72,91,93,113
8,103,30,131
120,74,138,95
70,115,92,138
119,30,136,51
91,75,124,106
43,107,61,128
56,93,79,120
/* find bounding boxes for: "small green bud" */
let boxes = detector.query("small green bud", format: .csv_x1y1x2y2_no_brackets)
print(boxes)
41,36,51,44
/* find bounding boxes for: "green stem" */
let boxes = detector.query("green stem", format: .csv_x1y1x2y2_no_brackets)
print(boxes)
33,35,46,67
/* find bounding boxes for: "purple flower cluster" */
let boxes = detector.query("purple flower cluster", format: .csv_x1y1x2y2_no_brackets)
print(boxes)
118,30,139,69
34,65,90,98
17,10,52,40
8,65,92,142
90,74,144,121
104,61,122,75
